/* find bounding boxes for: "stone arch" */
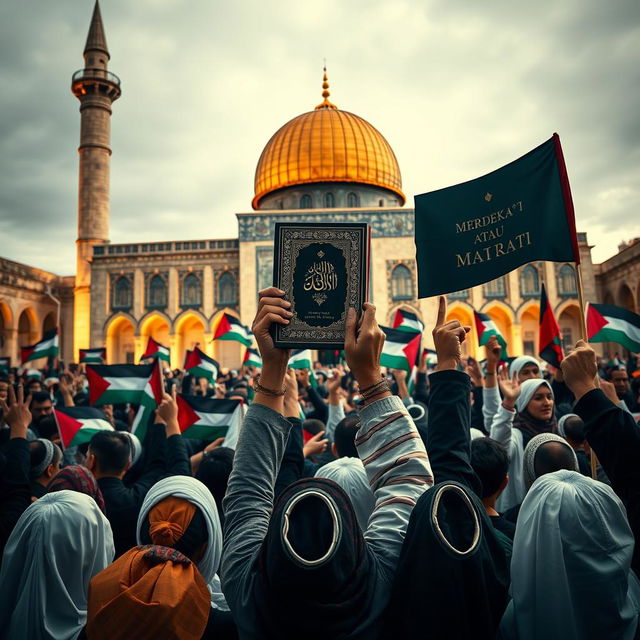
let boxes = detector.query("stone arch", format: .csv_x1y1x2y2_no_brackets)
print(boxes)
0,301,13,357
387,303,423,327
42,311,57,333
557,302,582,353
139,312,171,347
482,303,515,356
105,315,135,364
175,311,207,361
17,307,38,347
618,283,636,313
518,303,539,357
390,264,414,301
446,302,474,358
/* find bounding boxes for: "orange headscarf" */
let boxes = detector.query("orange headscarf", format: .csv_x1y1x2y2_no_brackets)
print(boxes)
86,545,210,640
147,496,197,547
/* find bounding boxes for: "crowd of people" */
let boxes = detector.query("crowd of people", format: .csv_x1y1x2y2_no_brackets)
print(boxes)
0,288,639,639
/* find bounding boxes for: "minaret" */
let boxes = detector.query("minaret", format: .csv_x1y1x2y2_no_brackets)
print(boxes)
71,0,121,356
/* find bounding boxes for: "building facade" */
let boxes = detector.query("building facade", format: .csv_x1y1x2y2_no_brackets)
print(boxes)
0,2,638,369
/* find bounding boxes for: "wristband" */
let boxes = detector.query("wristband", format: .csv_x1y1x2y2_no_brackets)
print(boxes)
359,375,385,394
360,379,391,401
255,378,286,397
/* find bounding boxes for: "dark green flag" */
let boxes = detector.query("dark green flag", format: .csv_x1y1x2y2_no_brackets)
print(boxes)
415,134,580,297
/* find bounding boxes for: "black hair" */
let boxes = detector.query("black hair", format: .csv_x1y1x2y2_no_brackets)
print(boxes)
196,447,235,524
563,416,585,445
73,392,89,406
33,416,58,439
471,437,509,498
89,430,131,474
302,419,325,436
30,391,52,405
534,441,577,478
333,415,361,458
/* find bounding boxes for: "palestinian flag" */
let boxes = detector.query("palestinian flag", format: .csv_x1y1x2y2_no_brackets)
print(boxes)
79,348,106,364
288,350,318,388
21,329,59,363
424,348,437,368
587,303,640,353
184,347,219,382
0,357,10,374
176,395,243,441
393,309,424,334
243,347,263,369
86,362,163,407
54,406,114,449
213,313,253,347
380,327,421,373
474,311,508,359
141,336,170,362
538,283,564,367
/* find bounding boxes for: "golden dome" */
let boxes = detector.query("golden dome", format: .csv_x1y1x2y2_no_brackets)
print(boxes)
252,70,405,209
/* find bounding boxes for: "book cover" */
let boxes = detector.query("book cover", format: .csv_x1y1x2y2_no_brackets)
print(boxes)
272,222,369,349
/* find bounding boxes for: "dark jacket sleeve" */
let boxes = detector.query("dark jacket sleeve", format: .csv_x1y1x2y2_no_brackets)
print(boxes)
574,388,640,572
413,371,430,406
274,417,304,498
426,370,482,495
126,423,170,504
470,385,486,432
305,385,328,423
0,437,31,554
551,379,574,409
163,433,192,478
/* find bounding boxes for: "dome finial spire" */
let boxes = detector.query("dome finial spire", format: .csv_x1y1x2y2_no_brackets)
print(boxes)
315,62,337,110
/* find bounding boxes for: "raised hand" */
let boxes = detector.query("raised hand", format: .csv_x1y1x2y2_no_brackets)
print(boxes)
327,369,342,395
295,368,310,389
157,385,180,435
598,377,619,405
283,368,300,418
344,303,386,391
303,431,328,458
560,340,598,401
465,358,483,387
0,384,32,439
432,296,471,371
498,367,521,410
485,335,502,368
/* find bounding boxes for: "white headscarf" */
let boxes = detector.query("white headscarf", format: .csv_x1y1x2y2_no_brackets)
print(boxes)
136,475,227,610
500,470,640,640
0,490,114,640
515,379,553,413
509,356,541,379
314,457,376,531
522,432,578,490
557,413,580,439
120,431,142,466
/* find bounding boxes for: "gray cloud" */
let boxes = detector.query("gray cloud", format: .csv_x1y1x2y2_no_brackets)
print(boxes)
0,0,638,275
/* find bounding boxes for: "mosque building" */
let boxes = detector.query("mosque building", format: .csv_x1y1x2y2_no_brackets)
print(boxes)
0,1,638,369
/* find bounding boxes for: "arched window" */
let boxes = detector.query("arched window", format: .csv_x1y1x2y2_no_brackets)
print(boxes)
182,273,202,308
217,272,238,307
378,199,385,207
557,264,577,295
520,265,540,297
391,265,413,301
347,192,360,207
324,193,335,208
148,275,167,309
300,194,312,209
483,277,507,298
113,276,132,310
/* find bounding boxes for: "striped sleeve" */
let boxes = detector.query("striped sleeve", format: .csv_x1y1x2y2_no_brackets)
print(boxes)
356,394,433,582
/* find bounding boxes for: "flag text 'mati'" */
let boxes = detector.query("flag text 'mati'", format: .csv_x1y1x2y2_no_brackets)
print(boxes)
184,347,219,382
214,313,254,347
79,348,106,364
587,303,640,353
21,329,59,363
141,336,170,362
54,406,114,449
380,327,421,372
538,283,564,368
415,134,580,297
392,309,424,334
86,363,163,407
176,395,243,441
474,310,508,359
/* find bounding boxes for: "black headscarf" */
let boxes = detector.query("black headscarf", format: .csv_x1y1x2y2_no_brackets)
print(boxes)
255,477,376,639
383,481,510,639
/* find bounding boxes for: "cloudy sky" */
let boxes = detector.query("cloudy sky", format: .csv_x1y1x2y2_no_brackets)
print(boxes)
1,0,638,275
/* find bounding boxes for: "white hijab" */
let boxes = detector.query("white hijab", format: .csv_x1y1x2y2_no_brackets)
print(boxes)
515,379,553,413
315,457,376,531
136,475,227,610
509,356,541,379
500,470,640,640
0,490,114,640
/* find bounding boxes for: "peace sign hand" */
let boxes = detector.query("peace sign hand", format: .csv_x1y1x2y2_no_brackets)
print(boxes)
432,296,471,371
0,384,32,439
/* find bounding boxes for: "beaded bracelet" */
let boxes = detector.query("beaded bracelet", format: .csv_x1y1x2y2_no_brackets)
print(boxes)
359,375,386,394
255,378,286,397
361,379,391,401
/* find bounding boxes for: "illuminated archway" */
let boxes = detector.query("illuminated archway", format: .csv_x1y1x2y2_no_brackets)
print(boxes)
618,283,636,313
139,312,171,346
519,304,539,357
211,310,242,369
557,303,582,353
175,312,206,363
43,312,57,333
106,315,135,364
17,307,38,347
0,301,13,357
446,303,474,358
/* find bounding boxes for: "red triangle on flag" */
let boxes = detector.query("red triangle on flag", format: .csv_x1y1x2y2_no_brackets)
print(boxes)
392,310,403,329
86,366,111,405
149,360,164,404
54,409,83,448
587,304,609,339
177,395,200,432
214,314,232,339
402,333,422,369
184,349,200,370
